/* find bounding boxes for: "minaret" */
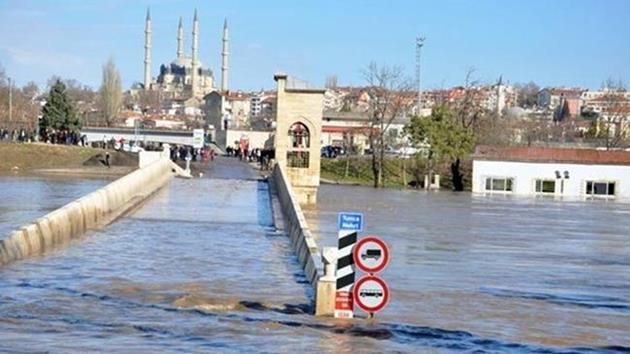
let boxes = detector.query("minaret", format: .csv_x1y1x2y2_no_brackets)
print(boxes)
221,18,229,92
191,9,199,97
143,8,152,90
177,17,184,59
496,75,504,116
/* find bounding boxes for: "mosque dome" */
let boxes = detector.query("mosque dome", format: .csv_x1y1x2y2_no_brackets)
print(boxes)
171,56,202,68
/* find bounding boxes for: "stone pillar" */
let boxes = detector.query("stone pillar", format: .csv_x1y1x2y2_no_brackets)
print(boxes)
315,247,337,316
273,73,325,205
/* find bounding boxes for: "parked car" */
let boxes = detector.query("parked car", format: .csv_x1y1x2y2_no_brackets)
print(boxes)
321,145,345,158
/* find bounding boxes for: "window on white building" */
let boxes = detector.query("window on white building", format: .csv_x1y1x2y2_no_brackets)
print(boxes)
484,177,513,192
586,181,616,196
535,179,555,194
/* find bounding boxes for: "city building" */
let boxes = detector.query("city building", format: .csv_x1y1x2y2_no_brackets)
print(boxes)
472,145,630,198
202,91,251,131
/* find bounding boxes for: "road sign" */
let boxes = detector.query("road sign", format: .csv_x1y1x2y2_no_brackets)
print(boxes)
353,236,390,274
192,129,205,149
353,274,390,314
338,212,363,232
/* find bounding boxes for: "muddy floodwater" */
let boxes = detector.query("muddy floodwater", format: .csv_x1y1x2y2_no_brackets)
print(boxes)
1,160,629,353
304,185,630,351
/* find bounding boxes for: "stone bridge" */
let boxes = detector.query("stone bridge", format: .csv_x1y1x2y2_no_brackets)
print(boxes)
81,126,199,146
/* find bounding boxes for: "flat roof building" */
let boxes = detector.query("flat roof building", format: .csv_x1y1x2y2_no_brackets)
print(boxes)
472,146,630,199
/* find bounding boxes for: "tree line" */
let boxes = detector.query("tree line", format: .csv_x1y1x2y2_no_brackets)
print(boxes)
0,58,124,143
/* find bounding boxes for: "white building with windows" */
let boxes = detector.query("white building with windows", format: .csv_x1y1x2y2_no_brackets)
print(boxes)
472,146,630,199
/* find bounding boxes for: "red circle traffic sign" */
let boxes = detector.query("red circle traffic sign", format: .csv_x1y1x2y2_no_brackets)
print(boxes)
353,274,390,314
353,235,390,274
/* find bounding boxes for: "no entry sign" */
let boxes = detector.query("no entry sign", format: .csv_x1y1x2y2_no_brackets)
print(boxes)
353,274,390,314
353,236,390,274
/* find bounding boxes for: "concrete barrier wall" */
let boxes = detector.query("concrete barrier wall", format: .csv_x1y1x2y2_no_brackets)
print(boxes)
0,158,175,267
270,164,323,287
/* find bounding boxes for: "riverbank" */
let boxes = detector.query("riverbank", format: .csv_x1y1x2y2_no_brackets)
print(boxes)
0,142,137,177
320,156,472,190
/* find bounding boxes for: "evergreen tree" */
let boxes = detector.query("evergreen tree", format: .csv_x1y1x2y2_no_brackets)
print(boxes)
40,80,80,138
405,105,475,191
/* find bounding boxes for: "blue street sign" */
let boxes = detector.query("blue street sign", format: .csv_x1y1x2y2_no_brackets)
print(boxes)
338,212,364,231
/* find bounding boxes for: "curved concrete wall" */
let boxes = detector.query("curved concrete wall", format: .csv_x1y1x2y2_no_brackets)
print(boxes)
270,164,322,287
0,159,175,267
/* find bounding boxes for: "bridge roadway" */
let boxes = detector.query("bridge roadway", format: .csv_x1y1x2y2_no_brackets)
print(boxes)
0,157,334,352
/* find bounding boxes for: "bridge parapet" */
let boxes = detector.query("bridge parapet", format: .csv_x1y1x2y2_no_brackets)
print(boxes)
270,164,335,315
0,158,176,267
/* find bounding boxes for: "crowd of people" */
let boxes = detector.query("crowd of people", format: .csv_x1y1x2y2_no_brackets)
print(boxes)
225,145,275,170
0,128,38,143
0,127,91,146
169,144,215,163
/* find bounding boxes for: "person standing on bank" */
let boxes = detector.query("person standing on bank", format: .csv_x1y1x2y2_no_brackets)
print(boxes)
105,152,111,168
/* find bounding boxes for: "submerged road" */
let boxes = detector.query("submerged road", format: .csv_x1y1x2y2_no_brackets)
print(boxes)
0,158,323,352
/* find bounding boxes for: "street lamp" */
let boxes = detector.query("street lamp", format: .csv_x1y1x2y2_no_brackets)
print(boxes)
415,36,426,116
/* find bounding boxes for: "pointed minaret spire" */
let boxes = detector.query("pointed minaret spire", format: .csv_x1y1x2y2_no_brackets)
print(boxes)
221,18,229,92
191,9,199,97
177,17,184,59
144,7,152,90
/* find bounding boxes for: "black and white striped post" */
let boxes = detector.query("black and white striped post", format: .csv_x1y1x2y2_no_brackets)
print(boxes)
334,212,363,318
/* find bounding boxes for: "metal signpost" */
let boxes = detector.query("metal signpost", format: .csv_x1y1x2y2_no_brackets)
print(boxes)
334,212,363,319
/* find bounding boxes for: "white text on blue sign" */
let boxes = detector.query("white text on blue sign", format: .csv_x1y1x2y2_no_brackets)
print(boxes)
338,212,363,231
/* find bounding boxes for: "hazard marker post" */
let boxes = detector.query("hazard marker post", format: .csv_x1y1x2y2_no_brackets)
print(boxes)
334,212,363,318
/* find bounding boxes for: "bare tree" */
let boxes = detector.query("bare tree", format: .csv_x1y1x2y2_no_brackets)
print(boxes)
325,75,338,89
98,58,123,127
363,62,412,188
514,81,540,108
597,78,628,150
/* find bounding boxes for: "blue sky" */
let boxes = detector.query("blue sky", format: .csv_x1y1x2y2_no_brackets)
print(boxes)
0,0,628,91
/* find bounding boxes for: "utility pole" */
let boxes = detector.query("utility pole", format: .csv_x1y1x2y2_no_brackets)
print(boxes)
8,77,13,122
415,36,425,117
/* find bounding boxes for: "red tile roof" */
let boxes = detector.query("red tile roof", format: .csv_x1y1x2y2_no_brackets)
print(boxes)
474,145,630,165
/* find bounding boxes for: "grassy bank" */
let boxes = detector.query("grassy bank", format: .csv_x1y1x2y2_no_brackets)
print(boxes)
321,155,472,190
0,142,136,174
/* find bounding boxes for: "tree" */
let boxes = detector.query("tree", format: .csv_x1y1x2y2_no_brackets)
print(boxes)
40,80,81,140
363,62,412,188
405,105,475,191
514,81,540,107
325,75,338,89
98,58,123,127
595,77,628,149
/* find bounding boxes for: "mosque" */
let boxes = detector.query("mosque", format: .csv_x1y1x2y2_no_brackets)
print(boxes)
141,9,229,100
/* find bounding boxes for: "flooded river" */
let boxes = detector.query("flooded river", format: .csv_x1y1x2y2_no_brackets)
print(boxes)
305,185,630,351
1,161,629,353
